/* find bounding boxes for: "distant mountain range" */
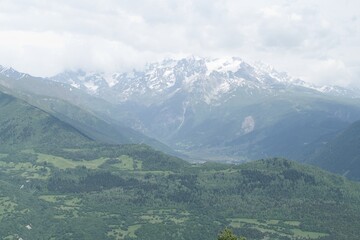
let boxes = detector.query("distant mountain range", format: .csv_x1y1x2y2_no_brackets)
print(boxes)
49,57,360,102
1,57,360,170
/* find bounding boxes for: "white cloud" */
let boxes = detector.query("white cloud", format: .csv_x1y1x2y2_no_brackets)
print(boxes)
307,58,352,86
260,6,282,18
0,0,359,87
290,13,303,22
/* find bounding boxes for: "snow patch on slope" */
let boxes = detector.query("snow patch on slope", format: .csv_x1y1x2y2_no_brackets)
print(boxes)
103,73,119,87
83,81,99,93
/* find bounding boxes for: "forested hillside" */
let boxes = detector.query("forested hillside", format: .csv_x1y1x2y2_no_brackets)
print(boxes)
0,91,92,148
1,145,360,239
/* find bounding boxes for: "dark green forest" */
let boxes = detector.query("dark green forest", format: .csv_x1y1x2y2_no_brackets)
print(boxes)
1,145,360,239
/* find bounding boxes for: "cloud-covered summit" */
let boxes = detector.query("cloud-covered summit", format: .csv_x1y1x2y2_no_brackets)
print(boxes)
0,0,359,87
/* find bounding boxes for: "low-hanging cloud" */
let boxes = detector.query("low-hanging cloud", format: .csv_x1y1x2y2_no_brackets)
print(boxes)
0,0,359,87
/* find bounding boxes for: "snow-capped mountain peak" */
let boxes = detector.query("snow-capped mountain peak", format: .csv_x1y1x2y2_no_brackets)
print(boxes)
50,69,120,94
46,57,360,104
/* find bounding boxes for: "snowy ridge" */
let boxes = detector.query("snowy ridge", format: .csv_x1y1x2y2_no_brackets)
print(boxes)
0,65,29,80
2,57,359,104
49,56,288,103
50,70,120,96
0,65,8,73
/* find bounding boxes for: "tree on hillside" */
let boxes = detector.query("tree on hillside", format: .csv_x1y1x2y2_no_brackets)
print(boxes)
217,228,246,240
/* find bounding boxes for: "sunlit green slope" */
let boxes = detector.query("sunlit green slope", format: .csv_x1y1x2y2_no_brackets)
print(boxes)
0,90,92,148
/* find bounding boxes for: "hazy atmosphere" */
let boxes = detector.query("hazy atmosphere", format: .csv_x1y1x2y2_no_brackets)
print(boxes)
0,0,359,86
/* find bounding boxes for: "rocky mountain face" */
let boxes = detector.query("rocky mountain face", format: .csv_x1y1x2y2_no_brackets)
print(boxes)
0,66,30,80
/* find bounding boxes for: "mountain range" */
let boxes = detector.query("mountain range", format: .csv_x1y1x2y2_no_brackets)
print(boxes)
1,56,360,173
49,57,360,102
48,57,360,162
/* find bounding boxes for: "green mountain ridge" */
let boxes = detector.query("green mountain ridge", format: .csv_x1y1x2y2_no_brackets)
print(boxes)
0,77,177,156
0,90,92,149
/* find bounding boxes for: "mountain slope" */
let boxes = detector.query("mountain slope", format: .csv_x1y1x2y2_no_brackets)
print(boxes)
310,120,360,180
223,96,358,160
0,90,92,148
0,74,176,155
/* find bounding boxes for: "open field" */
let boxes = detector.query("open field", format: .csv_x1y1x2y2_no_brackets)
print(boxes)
36,153,108,169
0,160,51,179
108,224,142,240
228,218,328,239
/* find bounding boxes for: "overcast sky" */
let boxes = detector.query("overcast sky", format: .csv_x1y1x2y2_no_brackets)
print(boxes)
0,0,359,87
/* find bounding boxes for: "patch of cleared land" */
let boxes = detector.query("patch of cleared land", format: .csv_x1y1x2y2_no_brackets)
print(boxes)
112,155,142,171
0,197,17,221
228,218,328,239
138,209,190,224
107,224,142,239
0,161,51,179
36,153,107,169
